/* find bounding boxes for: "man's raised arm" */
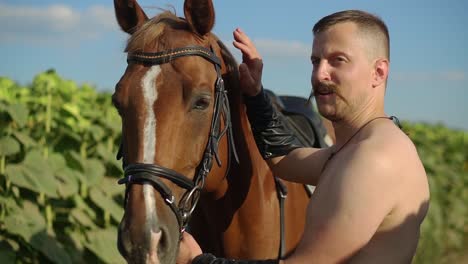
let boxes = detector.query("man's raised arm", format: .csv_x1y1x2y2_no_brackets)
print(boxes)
233,28,332,186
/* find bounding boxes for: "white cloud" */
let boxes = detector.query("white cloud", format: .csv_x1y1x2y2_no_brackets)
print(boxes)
0,3,118,43
86,5,117,31
440,71,466,81
255,39,311,58
224,38,311,62
392,71,466,82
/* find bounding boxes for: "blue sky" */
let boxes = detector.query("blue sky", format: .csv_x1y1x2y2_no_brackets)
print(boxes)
1,0,467,130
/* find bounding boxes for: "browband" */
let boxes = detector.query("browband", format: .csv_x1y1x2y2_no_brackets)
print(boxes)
127,45,221,66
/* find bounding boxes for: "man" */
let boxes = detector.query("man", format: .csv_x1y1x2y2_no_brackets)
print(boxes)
177,10,429,264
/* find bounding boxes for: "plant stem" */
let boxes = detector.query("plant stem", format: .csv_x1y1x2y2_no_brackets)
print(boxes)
0,155,5,174
80,183,88,198
1,155,10,192
46,204,53,231
107,136,114,152
80,142,87,159
104,211,110,227
38,192,45,206
46,83,52,134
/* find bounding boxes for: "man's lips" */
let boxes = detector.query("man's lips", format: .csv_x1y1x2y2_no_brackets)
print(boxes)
313,83,336,96
314,90,334,96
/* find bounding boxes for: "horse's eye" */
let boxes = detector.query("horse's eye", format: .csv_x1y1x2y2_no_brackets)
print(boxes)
193,97,211,110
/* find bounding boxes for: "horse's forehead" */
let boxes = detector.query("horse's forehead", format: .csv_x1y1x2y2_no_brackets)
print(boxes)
127,18,202,54
117,21,219,103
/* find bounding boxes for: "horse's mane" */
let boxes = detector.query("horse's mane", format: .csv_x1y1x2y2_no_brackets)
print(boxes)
125,11,188,52
216,39,239,77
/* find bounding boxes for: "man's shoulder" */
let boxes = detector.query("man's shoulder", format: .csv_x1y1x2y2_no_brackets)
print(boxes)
352,123,428,193
341,124,420,183
361,122,418,163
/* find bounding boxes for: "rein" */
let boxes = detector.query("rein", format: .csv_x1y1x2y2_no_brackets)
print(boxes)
117,45,238,236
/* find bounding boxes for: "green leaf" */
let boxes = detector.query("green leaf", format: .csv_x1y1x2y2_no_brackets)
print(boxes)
89,124,105,142
73,195,97,221
58,125,82,143
55,168,80,198
61,103,91,132
62,230,86,263
5,165,35,193
5,150,58,197
0,249,15,264
70,208,97,228
49,153,80,197
0,136,21,156
83,158,105,186
31,70,58,95
12,131,37,148
0,78,17,104
0,195,21,214
30,230,72,264
61,103,81,120
4,238,20,251
67,151,84,171
89,187,123,222
0,77,15,90
21,151,58,197
101,108,121,133
99,176,125,197
85,228,125,264
96,144,123,172
6,104,28,127
3,201,46,241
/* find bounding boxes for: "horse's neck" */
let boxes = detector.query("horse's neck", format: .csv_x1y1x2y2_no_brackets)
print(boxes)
189,43,281,258
190,89,278,258
219,66,283,250
220,44,275,204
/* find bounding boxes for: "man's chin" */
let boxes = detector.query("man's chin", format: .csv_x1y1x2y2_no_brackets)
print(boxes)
318,109,340,122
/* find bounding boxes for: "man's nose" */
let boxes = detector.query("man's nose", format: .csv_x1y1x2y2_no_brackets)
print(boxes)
313,61,331,82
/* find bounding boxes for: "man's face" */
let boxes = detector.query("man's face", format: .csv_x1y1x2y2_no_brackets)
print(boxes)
311,22,374,122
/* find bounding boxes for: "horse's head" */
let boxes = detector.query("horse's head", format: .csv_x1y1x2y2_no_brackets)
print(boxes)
113,0,236,263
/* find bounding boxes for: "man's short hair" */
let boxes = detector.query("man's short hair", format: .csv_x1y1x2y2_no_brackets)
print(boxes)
313,10,390,60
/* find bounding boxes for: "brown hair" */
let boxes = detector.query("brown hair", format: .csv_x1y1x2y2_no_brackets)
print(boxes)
313,10,390,60
125,11,188,53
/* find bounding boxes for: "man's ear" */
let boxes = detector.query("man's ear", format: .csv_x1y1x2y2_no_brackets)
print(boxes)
372,58,389,88
114,0,149,34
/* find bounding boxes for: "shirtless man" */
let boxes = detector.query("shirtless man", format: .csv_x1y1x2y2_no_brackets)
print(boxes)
177,10,430,264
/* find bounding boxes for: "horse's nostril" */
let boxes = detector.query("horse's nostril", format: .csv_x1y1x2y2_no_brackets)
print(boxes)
117,220,133,259
156,226,179,263
159,229,167,249
157,227,169,256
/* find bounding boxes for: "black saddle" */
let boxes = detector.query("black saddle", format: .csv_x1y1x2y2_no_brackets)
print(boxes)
265,89,329,149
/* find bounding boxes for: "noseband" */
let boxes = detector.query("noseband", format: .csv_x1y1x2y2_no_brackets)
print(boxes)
117,45,238,236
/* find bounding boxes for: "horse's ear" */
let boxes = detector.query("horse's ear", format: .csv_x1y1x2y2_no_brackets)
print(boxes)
184,0,215,36
114,0,149,34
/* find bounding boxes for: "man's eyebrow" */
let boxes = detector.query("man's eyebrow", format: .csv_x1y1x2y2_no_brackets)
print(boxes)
329,51,349,57
311,51,350,60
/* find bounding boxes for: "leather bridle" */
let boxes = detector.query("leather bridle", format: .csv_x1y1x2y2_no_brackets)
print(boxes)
116,45,238,237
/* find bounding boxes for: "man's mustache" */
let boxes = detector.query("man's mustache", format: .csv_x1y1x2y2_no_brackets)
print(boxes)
308,82,348,105
312,82,337,96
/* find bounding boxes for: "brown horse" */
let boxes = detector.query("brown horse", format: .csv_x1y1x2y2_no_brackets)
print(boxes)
113,0,330,263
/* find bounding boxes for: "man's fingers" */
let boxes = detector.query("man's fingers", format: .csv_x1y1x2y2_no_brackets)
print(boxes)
232,28,261,60
233,28,253,46
233,40,257,61
232,28,263,96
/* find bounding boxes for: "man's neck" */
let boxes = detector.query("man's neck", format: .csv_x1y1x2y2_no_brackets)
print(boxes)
332,108,386,148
